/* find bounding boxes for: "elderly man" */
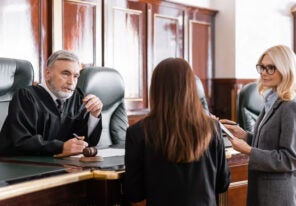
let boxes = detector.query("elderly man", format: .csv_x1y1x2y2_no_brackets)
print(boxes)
0,50,103,156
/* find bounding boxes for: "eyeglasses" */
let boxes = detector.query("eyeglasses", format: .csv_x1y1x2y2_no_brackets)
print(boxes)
256,64,277,75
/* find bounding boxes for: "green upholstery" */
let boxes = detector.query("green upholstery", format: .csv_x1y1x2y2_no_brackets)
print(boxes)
237,82,264,132
77,70,207,147
0,58,34,129
195,76,209,113
77,67,128,148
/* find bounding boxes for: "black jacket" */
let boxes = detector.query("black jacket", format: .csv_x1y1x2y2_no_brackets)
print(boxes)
124,120,230,206
0,85,102,155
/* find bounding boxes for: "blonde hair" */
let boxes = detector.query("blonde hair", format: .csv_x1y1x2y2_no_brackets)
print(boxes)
257,45,296,101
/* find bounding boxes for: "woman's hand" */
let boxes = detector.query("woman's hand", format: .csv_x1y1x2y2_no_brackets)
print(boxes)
220,119,248,140
229,136,252,155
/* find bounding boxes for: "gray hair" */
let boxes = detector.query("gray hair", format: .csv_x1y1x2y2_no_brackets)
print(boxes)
47,50,80,68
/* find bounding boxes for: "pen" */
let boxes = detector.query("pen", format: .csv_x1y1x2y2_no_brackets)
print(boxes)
219,119,238,126
223,122,238,126
73,133,80,140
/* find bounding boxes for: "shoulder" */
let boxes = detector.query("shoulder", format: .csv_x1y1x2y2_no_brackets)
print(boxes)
127,120,144,135
276,99,296,121
22,85,56,101
279,98,296,111
126,120,145,142
13,85,38,100
209,119,224,148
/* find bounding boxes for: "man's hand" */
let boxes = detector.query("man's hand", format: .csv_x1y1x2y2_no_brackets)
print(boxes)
54,136,88,158
83,94,103,118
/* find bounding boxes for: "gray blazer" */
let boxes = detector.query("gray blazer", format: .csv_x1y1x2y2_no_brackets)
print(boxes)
246,98,296,206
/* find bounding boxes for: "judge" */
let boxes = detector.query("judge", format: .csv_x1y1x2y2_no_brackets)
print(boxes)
0,50,103,156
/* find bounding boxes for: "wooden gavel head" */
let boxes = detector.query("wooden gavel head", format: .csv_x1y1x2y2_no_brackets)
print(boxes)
82,147,98,157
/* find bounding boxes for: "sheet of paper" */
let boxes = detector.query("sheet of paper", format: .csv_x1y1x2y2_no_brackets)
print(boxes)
219,122,234,139
225,147,240,155
70,148,125,158
97,148,125,158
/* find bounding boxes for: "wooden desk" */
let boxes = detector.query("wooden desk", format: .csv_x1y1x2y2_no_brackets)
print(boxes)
219,150,249,206
0,170,92,201
0,156,125,206
0,151,249,206
0,170,125,206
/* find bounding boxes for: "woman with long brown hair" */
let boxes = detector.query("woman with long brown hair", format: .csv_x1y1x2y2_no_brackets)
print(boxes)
124,58,230,206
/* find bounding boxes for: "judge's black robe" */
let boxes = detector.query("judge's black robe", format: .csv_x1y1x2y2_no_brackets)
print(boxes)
0,85,102,155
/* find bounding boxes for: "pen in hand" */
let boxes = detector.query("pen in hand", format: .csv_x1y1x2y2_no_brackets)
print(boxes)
73,133,81,140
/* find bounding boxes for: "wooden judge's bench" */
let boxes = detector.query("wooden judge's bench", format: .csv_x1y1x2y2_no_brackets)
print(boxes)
0,150,249,206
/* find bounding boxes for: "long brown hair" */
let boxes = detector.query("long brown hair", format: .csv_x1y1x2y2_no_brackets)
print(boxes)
143,58,213,163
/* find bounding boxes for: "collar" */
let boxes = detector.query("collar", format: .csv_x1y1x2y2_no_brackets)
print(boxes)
263,89,278,112
39,82,59,102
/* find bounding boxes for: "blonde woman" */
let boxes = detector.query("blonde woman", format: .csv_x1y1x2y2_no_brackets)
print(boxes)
224,45,296,206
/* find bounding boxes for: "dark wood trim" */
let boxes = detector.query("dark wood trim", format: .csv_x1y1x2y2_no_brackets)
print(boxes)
40,0,52,81
127,108,149,126
212,78,256,120
291,5,296,52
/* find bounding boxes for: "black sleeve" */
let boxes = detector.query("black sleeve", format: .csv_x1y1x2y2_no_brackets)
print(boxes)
124,124,146,202
215,123,231,193
2,88,64,154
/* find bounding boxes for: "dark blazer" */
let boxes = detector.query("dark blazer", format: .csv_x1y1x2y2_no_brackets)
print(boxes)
124,120,230,206
246,98,296,206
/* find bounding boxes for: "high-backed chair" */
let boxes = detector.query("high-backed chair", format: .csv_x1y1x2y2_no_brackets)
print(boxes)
77,67,128,148
195,76,209,113
0,57,34,129
237,82,264,132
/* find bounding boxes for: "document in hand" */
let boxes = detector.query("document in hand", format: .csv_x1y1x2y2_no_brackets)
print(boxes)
219,122,234,139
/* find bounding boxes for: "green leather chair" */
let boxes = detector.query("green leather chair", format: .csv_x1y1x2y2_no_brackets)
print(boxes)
237,82,264,132
77,67,128,148
0,57,34,129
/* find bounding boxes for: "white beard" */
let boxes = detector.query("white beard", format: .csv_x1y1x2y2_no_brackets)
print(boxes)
48,79,74,100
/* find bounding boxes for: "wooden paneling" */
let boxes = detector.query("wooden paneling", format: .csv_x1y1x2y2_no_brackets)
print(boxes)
62,0,101,66
104,0,147,110
187,8,217,110
292,6,296,53
40,0,52,82
142,1,186,115
227,153,249,206
212,78,255,120
148,2,184,77
228,182,248,206
0,0,50,82
127,109,149,126
0,0,218,113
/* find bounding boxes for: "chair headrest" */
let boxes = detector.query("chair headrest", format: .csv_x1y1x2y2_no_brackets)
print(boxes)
237,82,264,131
0,57,34,102
238,82,264,114
77,67,125,110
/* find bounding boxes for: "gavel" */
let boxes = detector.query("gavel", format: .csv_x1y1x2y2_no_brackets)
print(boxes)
82,147,98,157
80,147,103,162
